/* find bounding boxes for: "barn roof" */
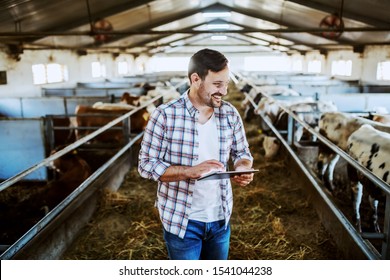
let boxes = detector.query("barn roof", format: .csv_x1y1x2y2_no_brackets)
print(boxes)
0,0,389,56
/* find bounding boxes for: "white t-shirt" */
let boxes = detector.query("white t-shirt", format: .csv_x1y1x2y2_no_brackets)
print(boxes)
189,113,224,222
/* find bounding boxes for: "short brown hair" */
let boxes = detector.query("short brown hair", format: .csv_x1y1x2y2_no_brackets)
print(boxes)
188,48,229,81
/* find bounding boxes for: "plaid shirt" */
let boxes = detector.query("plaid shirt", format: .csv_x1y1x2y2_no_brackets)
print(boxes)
138,91,253,238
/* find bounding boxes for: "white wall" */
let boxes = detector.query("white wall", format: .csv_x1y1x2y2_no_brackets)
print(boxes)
0,45,389,98
326,50,363,81
0,50,80,97
0,50,138,98
361,45,390,85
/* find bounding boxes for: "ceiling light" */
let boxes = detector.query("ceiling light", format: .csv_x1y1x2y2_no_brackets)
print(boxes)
211,35,227,40
206,24,230,30
202,12,231,18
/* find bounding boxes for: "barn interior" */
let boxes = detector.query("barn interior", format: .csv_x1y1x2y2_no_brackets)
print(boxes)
1,0,390,263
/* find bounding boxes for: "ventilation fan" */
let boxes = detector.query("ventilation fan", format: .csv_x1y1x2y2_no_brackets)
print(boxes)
92,19,113,43
319,13,344,39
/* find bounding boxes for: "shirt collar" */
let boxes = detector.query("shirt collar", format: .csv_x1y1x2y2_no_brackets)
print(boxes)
183,89,198,117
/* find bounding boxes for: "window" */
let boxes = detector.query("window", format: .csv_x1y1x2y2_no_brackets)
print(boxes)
32,63,68,85
331,60,352,76
291,59,303,72
148,57,189,72
243,56,290,72
117,61,129,75
308,60,321,73
91,61,106,78
377,61,390,80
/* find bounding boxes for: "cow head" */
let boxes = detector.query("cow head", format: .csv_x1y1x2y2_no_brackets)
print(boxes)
263,136,281,160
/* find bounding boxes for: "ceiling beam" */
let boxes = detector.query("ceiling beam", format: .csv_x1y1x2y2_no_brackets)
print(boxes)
48,0,158,32
0,26,388,38
286,0,390,27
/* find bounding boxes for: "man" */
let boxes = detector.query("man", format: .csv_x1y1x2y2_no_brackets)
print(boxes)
138,48,254,260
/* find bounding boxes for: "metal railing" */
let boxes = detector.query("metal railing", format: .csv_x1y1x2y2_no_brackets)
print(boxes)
0,94,162,259
233,74,390,259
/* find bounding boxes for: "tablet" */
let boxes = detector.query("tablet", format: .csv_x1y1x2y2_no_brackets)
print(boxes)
197,169,259,181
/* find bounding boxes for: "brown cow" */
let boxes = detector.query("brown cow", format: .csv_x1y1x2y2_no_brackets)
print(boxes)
74,105,149,144
46,116,76,150
44,148,92,210
120,92,142,106
0,148,92,244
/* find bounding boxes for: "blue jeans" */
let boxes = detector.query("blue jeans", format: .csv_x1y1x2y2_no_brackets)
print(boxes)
163,219,230,260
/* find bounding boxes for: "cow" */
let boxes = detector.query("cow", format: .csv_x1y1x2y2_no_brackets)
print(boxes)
241,85,301,122
92,101,136,111
259,99,337,159
254,97,315,136
45,116,77,150
44,148,92,211
73,85,180,144
263,136,281,160
145,85,181,104
0,148,92,243
239,83,253,95
121,85,180,107
120,92,143,106
74,105,149,144
276,100,338,141
318,112,390,192
346,124,390,232
317,112,390,232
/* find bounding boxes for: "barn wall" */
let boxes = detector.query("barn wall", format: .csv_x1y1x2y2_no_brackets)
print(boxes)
0,50,75,97
0,96,111,117
304,51,326,73
0,50,139,98
361,45,390,85
326,50,363,81
319,93,390,112
1,45,390,98
0,119,47,180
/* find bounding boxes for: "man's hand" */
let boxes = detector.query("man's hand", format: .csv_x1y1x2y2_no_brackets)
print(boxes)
232,160,254,187
188,160,225,179
160,159,224,182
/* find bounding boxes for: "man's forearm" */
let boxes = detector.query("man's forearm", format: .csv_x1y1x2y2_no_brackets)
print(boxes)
234,159,253,170
159,165,191,182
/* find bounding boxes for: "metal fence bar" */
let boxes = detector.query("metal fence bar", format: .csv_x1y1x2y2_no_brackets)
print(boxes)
242,79,390,196
0,132,144,260
235,75,390,259
0,93,162,193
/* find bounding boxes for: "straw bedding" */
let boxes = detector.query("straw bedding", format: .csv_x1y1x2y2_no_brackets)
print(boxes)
62,84,345,260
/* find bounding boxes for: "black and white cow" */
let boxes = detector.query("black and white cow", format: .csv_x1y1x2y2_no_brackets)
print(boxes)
254,97,314,136
318,112,390,232
347,124,390,232
318,112,390,193
260,99,337,159
240,85,301,122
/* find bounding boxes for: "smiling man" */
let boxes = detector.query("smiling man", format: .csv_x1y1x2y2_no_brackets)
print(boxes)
138,48,254,260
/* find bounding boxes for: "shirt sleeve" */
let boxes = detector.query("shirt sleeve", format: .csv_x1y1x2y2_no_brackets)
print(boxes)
230,108,253,166
138,107,171,181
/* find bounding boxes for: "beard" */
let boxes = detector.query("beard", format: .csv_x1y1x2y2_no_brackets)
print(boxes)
199,83,223,108
210,93,223,108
